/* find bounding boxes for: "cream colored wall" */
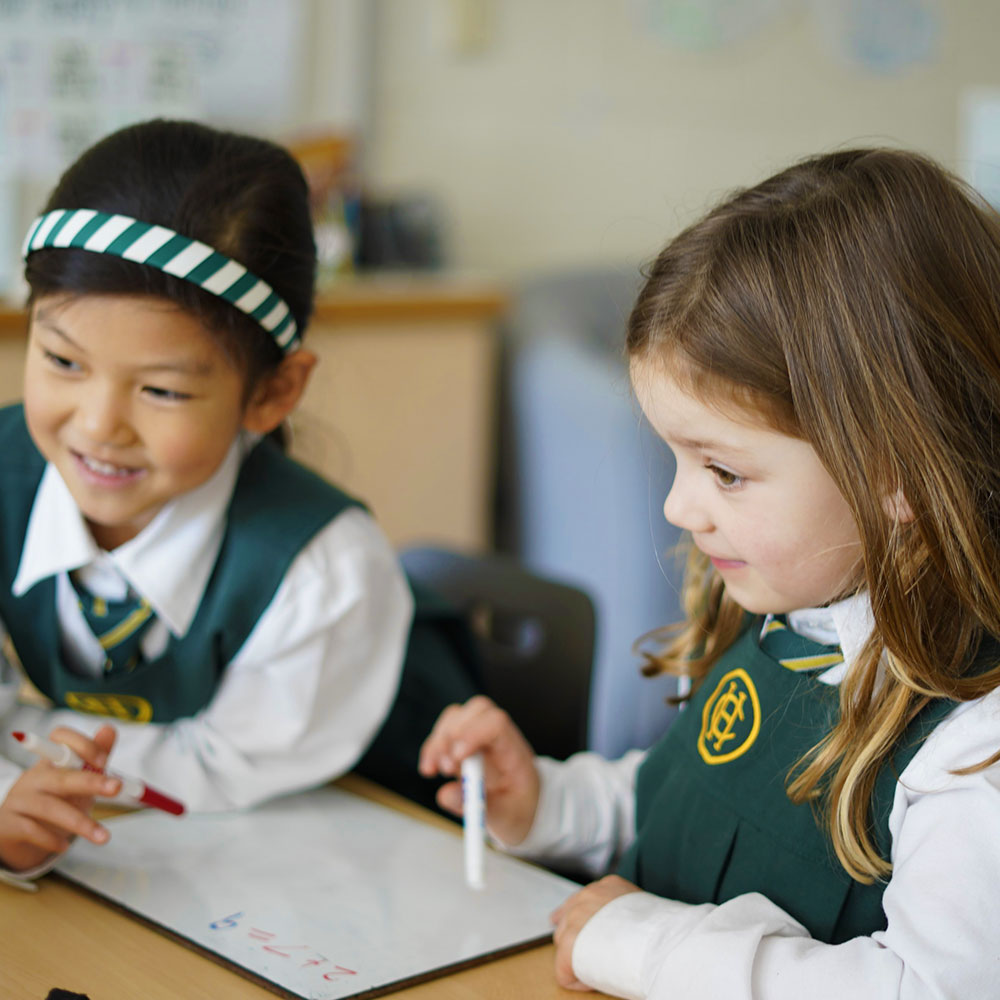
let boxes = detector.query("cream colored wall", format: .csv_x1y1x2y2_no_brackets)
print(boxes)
362,0,1000,276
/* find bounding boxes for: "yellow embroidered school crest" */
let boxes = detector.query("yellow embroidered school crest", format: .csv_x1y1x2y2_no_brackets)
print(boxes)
697,668,761,764
64,691,154,724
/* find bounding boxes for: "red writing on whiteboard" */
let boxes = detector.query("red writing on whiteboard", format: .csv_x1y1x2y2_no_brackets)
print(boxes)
209,912,357,978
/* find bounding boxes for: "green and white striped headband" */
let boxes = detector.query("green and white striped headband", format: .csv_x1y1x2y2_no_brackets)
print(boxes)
23,209,300,352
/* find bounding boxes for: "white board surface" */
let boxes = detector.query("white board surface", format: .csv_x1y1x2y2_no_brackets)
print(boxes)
56,785,578,999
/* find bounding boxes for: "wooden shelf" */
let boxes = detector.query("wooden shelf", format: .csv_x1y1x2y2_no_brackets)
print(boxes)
0,275,508,551
0,274,508,334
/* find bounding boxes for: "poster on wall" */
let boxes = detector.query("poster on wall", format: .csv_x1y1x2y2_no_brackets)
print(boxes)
0,0,307,297
0,0,307,175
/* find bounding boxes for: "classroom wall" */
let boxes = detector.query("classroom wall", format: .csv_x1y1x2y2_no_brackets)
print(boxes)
6,2,998,285
360,0,1000,277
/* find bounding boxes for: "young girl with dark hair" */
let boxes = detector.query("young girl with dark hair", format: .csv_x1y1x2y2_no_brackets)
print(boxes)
0,118,477,884
421,147,1000,998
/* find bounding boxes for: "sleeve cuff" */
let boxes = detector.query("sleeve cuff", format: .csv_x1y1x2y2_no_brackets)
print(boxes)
494,752,640,877
493,756,568,855
0,850,59,891
0,868,40,891
572,891,717,999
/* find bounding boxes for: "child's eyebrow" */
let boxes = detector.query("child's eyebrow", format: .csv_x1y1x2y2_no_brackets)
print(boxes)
32,312,78,344
668,434,754,458
134,360,215,377
33,311,214,377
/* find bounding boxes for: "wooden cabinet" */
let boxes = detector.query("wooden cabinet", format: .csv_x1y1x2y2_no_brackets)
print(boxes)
0,276,506,549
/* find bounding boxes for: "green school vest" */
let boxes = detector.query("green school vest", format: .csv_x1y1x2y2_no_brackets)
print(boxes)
617,618,965,943
0,404,479,809
0,405,356,723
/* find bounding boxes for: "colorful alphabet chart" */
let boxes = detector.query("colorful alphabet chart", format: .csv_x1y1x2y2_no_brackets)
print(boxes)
57,785,579,999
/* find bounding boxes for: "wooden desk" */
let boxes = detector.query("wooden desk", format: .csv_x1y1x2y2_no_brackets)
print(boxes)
0,275,507,550
0,775,571,1000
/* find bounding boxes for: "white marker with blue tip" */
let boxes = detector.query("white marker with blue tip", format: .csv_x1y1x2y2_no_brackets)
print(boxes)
461,752,486,890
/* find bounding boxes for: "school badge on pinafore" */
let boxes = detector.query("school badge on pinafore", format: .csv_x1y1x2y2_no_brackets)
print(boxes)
697,667,761,764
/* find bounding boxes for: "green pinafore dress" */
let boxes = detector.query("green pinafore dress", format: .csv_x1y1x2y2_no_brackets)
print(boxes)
617,617,959,943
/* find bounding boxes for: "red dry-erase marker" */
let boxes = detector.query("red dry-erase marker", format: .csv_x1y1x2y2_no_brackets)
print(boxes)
12,730,186,816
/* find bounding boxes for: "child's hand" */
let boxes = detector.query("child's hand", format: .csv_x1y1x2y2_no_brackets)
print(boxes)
551,875,643,991
0,724,120,873
418,695,541,845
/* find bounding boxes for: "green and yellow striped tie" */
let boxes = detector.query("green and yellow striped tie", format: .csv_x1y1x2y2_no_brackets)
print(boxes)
71,575,155,676
760,615,844,672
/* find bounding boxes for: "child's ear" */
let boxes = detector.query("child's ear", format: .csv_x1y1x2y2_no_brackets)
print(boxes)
241,350,317,435
882,489,914,523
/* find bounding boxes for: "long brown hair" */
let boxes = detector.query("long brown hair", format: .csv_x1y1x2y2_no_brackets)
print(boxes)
628,148,1000,882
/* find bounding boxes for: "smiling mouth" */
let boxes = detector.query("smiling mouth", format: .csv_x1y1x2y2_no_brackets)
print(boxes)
74,451,143,479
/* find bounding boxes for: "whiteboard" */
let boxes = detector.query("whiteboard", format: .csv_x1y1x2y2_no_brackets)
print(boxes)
56,785,579,1000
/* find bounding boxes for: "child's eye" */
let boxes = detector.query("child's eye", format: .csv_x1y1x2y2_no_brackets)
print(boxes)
143,385,192,402
707,463,745,490
42,348,80,372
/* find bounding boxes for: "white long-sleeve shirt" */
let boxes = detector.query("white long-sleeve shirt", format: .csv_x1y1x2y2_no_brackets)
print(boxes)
0,435,411,883
509,595,1000,999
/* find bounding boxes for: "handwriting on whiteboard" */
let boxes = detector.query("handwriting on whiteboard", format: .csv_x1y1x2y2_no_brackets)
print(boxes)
209,911,357,981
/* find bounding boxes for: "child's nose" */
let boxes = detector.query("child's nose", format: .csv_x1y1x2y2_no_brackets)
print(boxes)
662,479,712,534
77,386,133,445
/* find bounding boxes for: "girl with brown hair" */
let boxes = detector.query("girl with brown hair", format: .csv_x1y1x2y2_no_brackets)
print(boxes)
421,147,1000,997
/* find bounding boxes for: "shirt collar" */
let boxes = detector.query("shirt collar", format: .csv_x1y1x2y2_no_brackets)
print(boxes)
783,593,874,684
13,436,249,637
13,463,98,593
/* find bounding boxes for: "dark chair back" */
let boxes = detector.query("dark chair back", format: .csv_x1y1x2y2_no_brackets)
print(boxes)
400,547,596,760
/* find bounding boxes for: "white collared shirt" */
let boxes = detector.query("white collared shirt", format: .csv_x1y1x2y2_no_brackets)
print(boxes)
0,436,412,882
13,437,247,670
510,595,1000,999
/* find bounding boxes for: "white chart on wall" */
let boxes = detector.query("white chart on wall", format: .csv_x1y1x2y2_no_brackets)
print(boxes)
0,0,313,171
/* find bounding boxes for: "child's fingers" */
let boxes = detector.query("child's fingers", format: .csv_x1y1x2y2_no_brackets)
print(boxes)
417,703,461,775
419,695,503,776
0,761,117,871
10,761,121,815
55,807,112,846
551,890,597,991
4,782,112,846
434,778,464,816
420,696,542,843
92,724,118,756
48,724,116,771
552,919,592,991
0,811,75,857
34,763,121,801
550,875,643,988
419,695,494,768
